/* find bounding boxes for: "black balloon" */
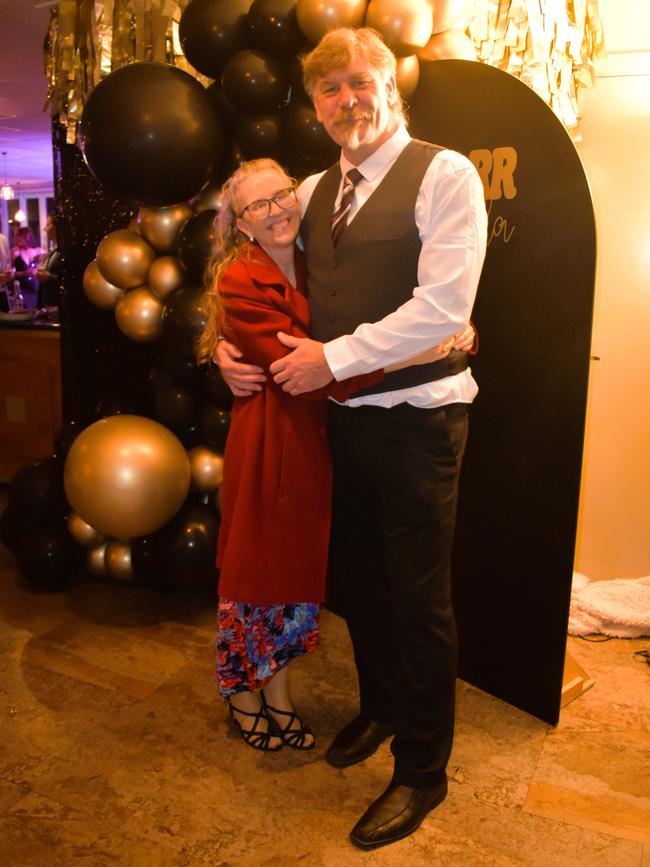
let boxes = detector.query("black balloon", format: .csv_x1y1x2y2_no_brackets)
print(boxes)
206,83,238,130
79,62,223,206
284,101,339,166
96,397,136,418
199,404,231,452
222,49,289,115
161,354,203,386
163,284,211,360
180,0,252,79
0,507,27,554
8,458,69,523
220,140,248,181
53,421,82,461
133,503,219,589
247,0,303,57
154,382,200,433
176,210,218,282
203,365,234,409
15,521,83,591
236,113,285,160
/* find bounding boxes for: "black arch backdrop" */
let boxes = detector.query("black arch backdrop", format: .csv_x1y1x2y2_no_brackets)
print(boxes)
408,60,596,724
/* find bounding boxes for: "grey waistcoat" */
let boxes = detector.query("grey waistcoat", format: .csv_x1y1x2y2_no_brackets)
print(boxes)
301,139,468,397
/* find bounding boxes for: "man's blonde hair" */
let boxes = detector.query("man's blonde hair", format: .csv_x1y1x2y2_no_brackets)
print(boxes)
301,27,405,123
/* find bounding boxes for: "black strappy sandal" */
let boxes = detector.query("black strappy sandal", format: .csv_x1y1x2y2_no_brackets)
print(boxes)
227,701,283,752
261,696,316,751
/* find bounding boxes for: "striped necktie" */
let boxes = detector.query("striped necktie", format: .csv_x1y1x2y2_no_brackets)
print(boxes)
331,168,364,247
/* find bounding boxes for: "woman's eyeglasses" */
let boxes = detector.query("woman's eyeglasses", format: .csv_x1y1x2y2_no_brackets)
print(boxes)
239,187,297,221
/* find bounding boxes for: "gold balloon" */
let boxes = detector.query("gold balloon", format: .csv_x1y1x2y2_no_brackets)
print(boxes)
105,540,135,582
296,0,368,45
137,203,193,254
64,415,191,540
115,287,164,343
193,184,222,214
68,512,106,547
189,446,224,493
419,28,476,61
365,0,433,57
87,543,108,576
82,259,125,311
127,218,141,233
96,229,156,290
430,0,473,34
396,55,420,98
148,256,186,300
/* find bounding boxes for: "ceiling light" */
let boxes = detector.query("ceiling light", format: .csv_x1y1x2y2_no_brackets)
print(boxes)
1,152,14,201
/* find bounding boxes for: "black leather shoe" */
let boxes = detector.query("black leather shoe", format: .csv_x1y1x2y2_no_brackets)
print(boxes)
349,777,448,850
325,714,393,769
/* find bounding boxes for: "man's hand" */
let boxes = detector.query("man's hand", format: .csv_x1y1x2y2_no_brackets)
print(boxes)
215,339,266,396
270,333,333,395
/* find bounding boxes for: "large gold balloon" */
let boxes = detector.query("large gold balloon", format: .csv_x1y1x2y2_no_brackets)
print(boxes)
68,512,106,547
137,203,193,254
115,287,164,342
296,0,368,45
148,256,186,301
430,0,473,35
96,229,156,290
189,446,224,493
396,55,420,98
365,0,433,57
105,540,135,582
82,259,125,311
64,415,191,540
87,543,108,576
419,28,476,61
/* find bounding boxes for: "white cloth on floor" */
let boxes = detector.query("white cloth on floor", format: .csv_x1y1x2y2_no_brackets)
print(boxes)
568,572,650,637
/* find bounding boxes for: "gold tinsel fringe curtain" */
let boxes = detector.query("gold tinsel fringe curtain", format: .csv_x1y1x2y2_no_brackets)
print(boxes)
45,0,606,143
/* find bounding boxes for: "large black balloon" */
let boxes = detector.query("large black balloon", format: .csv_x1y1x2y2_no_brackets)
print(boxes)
15,521,83,591
247,0,303,57
154,382,200,434
8,457,69,523
163,284,211,360
79,62,223,206
132,503,219,589
236,113,285,160
176,210,218,281
284,102,339,170
180,0,252,79
199,404,231,452
203,365,234,409
161,353,203,386
222,49,289,115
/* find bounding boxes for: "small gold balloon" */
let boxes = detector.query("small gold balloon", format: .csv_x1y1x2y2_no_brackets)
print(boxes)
148,256,186,300
366,0,433,57
419,28,476,61
189,446,224,493
396,55,420,98
105,540,135,582
96,229,156,290
296,0,367,44
68,512,106,547
83,259,125,311
87,543,108,576
64,415,191,540
137,203,193,254
431,0,474,34
115,287,164,343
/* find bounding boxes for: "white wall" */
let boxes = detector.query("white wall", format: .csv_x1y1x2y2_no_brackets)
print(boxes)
574,0,650,579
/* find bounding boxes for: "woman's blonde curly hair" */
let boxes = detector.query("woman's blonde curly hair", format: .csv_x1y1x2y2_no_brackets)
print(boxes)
195,158,292,366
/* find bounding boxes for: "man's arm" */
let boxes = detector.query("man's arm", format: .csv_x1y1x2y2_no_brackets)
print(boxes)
272,153,487,393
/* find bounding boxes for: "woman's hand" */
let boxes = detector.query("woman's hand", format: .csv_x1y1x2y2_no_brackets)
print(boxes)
215,339,266,396
452,322,477,353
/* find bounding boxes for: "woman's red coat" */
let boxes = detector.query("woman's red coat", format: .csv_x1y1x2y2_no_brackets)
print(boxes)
215,243,381,606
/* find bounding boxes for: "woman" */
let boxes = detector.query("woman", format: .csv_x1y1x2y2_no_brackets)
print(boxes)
11,227,44,310
197,159,388,752
197,159,466,753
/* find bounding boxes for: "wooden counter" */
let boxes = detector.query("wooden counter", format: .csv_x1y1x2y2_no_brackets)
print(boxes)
0,322,62,482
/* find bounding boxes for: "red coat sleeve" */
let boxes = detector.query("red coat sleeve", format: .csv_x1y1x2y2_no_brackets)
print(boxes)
220,262,383,400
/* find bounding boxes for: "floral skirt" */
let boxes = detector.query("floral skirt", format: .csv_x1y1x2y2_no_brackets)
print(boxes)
216,597,320,697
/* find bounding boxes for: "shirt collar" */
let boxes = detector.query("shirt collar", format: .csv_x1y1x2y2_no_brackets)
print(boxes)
339,124,411,183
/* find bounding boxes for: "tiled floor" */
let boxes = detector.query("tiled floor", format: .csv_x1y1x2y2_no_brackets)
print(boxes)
0,535,648,866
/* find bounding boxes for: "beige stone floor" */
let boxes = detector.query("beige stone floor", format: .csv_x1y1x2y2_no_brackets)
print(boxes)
0,538,648,866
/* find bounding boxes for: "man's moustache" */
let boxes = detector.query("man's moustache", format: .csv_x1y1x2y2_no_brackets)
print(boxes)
335,111,372,125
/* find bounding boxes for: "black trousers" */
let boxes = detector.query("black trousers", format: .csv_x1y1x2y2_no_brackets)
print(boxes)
327,400,468,789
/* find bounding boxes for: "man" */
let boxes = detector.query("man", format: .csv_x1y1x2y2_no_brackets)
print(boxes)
217,27,487,850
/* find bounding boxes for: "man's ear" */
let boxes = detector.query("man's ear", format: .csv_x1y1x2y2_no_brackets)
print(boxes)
386,74,397,105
